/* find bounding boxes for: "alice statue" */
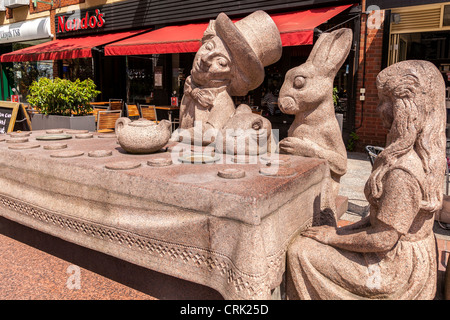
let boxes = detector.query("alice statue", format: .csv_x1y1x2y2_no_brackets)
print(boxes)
286,60,446,300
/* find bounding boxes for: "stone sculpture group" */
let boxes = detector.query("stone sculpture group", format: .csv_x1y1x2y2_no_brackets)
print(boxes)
113,10,446,300
287,60,445,299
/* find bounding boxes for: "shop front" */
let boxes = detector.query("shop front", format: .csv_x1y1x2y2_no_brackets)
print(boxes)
0,17,53,101
368,1,450,140
102,3,361,138
1,0,361,137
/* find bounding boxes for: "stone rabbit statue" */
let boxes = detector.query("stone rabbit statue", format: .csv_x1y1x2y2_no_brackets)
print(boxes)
278,28,352,225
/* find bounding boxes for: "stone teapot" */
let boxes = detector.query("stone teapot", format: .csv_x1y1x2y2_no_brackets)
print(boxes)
115,117,171,154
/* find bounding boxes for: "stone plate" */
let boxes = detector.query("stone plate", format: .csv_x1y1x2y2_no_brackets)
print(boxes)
6,138,28,143
36,134,73,141
50,150,84,158
218,168,246,179
98,133,117,139
178,153,221,164
88,150,113,158
105,161,141,170
75,133,94,139
46,129,64,134
8,144,41,150
8,131,31,138
147,158,173,167
259,166,296,177
65,130,89,134
43,143,68,150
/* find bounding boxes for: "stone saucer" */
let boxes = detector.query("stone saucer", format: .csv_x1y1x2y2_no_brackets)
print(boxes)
6,137,28,143
8,131,31,138
147,158,173,167
218,168,246,179
43,143,68,150
105,161,141,170
8,144,40,150
65,130,89,134
50,150,84,158
36,134,72,141
88,150,113,158
75,133,94,139
46,129,64,134
259,166,296,177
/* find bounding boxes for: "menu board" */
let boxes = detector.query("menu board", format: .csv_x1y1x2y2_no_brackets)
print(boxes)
0,102,31,134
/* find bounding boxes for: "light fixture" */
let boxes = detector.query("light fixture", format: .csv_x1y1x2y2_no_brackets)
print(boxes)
391,13,401,24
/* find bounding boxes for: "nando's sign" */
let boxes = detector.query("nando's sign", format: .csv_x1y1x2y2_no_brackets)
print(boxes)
57,9,105,33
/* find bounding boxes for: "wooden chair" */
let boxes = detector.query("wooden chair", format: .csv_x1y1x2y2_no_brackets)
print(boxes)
92,108,103,122
171,109,180,131
97,110,122,133
126,103,141,119
109,99,123,111
139,104,157,122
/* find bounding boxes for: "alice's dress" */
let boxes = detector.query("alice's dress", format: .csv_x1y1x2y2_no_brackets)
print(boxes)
286,162,437,300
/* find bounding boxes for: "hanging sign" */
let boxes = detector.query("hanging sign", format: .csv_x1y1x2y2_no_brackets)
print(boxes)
57,9,105,33
0,17,52,44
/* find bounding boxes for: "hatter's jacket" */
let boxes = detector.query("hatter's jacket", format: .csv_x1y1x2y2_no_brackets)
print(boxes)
179,76,235,132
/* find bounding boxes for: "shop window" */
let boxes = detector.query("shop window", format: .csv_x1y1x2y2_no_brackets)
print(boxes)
4,40,53,102
443,5,450,27
61,58,93,82
126,55,154,104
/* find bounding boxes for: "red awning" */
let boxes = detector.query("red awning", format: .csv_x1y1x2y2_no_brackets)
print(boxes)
104,4,353,56
1,29,148,62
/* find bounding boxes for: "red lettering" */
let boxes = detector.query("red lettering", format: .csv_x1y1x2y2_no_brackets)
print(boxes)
81,12,88,29
89,16,97,28
58,9,104,33
66,19,73,31
96,9,105,28
72,18,80,30
58,16,66,32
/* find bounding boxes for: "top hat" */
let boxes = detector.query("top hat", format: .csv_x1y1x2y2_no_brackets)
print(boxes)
214,11,282,96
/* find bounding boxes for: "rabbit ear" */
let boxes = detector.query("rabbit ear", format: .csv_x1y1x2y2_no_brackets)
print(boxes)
308,28,353,77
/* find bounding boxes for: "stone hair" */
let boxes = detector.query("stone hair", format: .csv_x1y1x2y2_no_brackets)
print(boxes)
367,60,446,213
202,20,217,43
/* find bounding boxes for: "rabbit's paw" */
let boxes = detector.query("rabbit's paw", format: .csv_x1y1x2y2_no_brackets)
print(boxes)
278,137,318,157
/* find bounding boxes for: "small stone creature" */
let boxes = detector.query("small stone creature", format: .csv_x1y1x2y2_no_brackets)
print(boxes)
286,60,446,300
176,10,282,146
215,104,273,156
277,28,352,225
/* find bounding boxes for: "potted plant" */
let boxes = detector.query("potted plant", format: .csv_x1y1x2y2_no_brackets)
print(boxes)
27,77,100,131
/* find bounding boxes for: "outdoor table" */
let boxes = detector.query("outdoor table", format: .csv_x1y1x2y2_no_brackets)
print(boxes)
0,130,328,299
90,102,110,109
155,105,179,123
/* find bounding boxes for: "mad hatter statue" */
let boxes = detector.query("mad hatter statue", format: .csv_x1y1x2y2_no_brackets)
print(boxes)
176,10,282,146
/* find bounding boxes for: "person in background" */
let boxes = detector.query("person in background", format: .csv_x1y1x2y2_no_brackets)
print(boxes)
261,86,278,116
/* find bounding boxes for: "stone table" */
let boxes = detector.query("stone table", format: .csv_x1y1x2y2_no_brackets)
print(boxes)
0,130,327,300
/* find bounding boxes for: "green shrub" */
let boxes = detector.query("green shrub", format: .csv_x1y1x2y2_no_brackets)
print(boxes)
346,131,359,151
27,77,100,116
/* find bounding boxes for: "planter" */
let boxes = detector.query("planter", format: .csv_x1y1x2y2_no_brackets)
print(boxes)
31,113,96,132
